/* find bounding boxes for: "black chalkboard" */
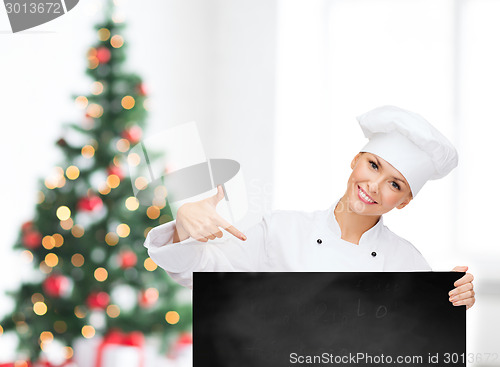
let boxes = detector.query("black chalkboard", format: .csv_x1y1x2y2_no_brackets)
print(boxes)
193,272,465,367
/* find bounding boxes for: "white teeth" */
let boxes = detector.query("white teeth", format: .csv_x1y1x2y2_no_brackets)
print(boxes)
359,188,374,203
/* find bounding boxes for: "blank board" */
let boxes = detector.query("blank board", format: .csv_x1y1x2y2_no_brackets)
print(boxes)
194,272,465,367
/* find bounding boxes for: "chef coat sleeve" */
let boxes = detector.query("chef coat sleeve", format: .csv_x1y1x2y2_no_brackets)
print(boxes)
143,215,271,289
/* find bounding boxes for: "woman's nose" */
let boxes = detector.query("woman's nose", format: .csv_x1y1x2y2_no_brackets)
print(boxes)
368,181,379,194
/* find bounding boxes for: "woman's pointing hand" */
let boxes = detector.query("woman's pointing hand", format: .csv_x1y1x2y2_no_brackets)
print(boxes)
173,185,247,243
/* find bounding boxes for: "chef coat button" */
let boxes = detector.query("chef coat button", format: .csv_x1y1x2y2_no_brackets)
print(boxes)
371,252,377,257
317,239,322,244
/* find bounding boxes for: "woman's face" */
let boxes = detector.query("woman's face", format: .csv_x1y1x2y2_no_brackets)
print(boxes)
345,152,413,216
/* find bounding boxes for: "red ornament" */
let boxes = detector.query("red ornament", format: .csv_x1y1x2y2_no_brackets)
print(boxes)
107,165,124,180
121,126,142,144
22,230,42,249
119,251,137,269
43,274,71,298
21,221,34,232
177,332,193,346
77,195,103,212
138,288,159,308
96,47,111,64
136,83,147,96
86,291,110,310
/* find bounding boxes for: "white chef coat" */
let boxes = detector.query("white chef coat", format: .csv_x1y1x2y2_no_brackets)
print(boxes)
144,203,431,289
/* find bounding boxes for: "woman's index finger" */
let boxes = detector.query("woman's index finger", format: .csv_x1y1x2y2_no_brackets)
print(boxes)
216,214,246,240
224,225,247,241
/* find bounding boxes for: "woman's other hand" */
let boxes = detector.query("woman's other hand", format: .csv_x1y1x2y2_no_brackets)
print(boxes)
449,266,475,310
173,185,247,243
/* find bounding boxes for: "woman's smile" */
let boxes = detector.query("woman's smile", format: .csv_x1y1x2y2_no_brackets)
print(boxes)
357,185,377,204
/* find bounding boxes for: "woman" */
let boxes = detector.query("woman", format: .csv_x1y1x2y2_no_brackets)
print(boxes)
144,105,475,309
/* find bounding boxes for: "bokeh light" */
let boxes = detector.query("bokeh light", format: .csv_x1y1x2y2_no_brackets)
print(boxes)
39,261,52,274
82,325,95,339
121,95,135,109
31,293,44,303
45,253,59,268
66,166,80,180
106,304,120,318
107,174,120,188
105,232,119,246
71,253,85,267
81,145,95,159
39,331,53,344
116,223,130,237
75,96,88,109
112,156,121,167
21,250,33,263
60,218,74,230
144,258,157,271
125,197,139,211
165,311,180,325
42,236,56,250
147,206,160,219
134,177,148,190
56,206,71,221
116,138,130,152
91,81,104,95
33,302,47,316
127,152,141,166
94,267,108,282
37,191,45,204
97,28,110,41
98,183,111,195
74,306,86,319
88,57,99,69
45,167,65,189
53,233,64,247
87,103,103,118
110,35,124,48
64,347,74,359
71,225,85,238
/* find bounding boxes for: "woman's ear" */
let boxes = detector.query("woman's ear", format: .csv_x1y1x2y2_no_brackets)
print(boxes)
350,153,363,169
396,195,412,210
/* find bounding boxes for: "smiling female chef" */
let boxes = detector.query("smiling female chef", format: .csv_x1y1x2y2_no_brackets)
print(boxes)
144,105,475,309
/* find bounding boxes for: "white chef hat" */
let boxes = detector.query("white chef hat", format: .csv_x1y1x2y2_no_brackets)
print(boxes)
357,105,458,197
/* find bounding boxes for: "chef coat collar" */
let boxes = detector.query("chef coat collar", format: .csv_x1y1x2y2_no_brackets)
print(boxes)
326,198,384,246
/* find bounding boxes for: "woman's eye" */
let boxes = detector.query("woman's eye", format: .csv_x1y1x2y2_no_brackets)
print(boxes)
391,182,401,190
369,161,378,170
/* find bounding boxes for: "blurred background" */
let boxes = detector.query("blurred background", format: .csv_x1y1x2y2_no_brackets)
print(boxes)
0,0,499,365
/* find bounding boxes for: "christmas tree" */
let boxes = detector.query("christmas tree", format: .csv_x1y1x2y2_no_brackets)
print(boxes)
0,1,191,362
